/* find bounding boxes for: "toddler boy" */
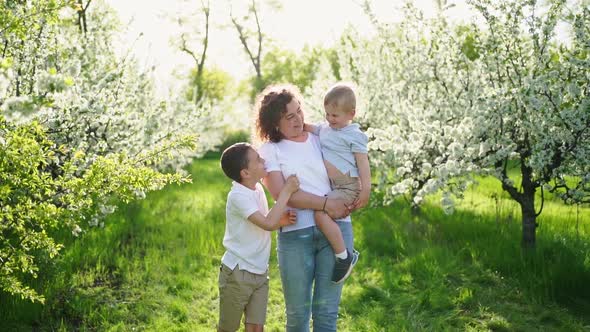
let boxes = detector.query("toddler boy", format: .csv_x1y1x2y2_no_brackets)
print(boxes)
305,83,371,284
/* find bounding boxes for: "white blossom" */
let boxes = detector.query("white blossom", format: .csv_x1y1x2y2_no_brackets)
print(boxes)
72,225,82,237
134,190,146,200
2,96,35,121
99,204,117,215
35,70,71,93
441,193,455,215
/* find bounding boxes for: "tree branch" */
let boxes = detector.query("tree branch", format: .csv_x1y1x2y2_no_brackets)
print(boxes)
230,1,262,78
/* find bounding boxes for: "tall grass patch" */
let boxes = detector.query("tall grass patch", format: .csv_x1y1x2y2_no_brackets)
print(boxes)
1,154,589,331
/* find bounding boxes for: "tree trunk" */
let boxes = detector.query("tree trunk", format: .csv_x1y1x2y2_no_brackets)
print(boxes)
500,156,539,249
520,190,537,248
517,147,539,249
410,203,421,217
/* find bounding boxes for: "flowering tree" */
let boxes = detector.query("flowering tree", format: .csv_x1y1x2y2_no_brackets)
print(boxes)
326,0,589,247
465,0,589,246
0,111,191,302
333,4,484,213
0,0,220,302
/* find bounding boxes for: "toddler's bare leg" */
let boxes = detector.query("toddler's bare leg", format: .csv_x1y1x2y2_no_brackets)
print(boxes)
314,210,346,254
245,323,264,332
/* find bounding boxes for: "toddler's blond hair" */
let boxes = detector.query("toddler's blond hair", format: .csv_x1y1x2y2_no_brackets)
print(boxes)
323,83,356,113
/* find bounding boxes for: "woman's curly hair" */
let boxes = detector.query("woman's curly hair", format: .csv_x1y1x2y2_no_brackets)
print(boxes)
254,84,303,143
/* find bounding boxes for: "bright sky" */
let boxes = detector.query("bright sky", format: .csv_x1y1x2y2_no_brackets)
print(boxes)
103,0,474,96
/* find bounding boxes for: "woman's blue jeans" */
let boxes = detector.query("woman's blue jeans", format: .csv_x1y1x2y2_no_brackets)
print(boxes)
277,221,353,332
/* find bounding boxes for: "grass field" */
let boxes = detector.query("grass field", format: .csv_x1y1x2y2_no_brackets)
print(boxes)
2,152,589,331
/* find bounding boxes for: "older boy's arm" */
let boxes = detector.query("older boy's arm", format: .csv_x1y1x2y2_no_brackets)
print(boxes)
247,190,293,231
354,152,371,209
262,171,350,219
262,171,285,200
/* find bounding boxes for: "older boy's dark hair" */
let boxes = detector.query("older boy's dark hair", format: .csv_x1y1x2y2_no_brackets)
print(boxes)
220,142,252,183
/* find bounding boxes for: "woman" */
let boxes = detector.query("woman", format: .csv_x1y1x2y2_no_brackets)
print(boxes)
255,84,354,331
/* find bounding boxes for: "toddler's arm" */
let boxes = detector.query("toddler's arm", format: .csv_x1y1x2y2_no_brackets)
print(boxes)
248,175,299,231
304,123,319,135
354,152,371,209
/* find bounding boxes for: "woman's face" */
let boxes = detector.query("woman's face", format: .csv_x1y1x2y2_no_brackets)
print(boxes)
278,98,304,139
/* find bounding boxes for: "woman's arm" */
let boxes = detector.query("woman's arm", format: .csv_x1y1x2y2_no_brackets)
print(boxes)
353,152,371,209
262,171,350,219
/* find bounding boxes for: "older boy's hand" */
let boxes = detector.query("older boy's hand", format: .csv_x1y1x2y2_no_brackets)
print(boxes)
279,210,297,227
284,175,300,194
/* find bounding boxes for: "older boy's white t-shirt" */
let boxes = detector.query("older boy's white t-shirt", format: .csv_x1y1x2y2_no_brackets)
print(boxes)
221,181,270,274
258,133,351,233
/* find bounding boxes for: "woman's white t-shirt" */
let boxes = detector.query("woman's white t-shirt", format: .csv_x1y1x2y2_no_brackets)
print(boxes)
258,133,351,232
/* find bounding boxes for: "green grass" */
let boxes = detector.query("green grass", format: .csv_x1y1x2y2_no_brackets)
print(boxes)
1,152,589,331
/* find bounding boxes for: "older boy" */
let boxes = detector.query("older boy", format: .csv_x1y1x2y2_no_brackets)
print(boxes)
218,142,299,332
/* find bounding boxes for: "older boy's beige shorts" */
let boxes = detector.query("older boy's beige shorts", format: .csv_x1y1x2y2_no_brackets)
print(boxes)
327,173,361,204
218,263,269,331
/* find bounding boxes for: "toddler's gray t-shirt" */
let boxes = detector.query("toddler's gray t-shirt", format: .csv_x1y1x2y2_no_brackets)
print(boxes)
312,123,368,177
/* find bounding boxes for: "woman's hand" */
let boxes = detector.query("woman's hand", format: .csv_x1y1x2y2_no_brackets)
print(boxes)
324,198,351,219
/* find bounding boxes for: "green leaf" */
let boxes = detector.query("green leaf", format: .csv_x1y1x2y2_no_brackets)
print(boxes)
461,35,480,61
